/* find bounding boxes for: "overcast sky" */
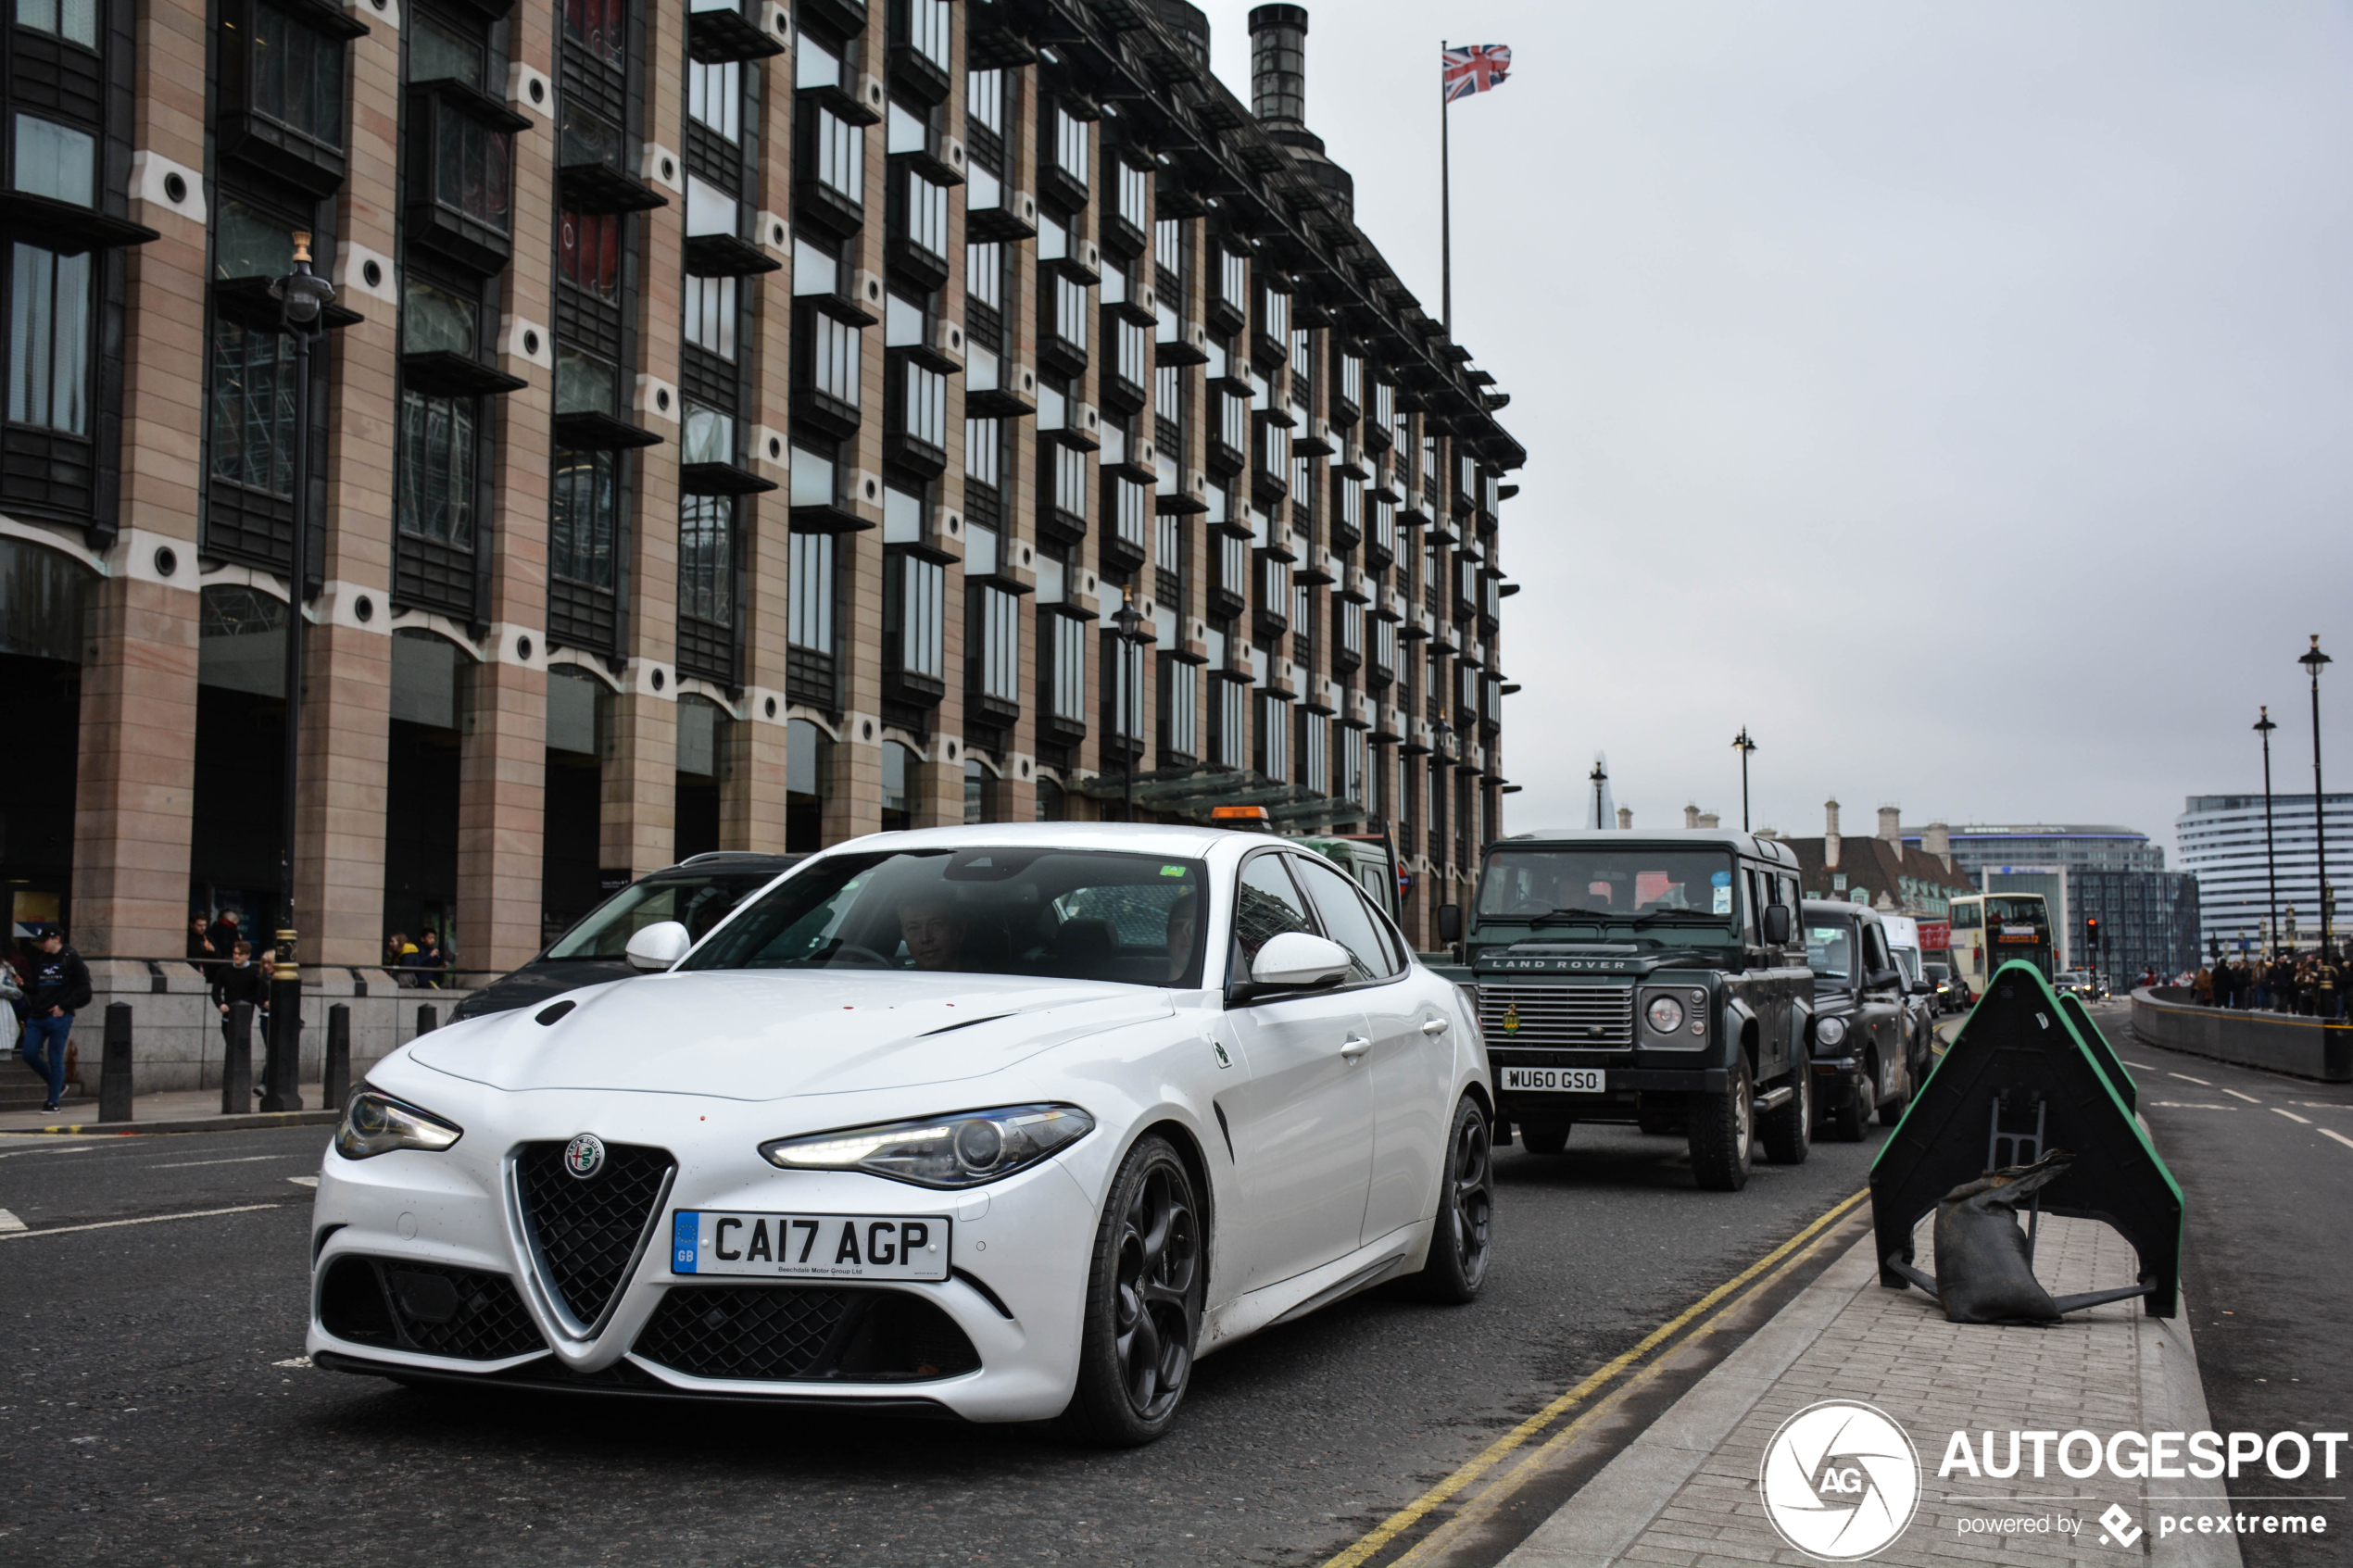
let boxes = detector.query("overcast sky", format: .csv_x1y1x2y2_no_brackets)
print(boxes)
1195,1,2353,859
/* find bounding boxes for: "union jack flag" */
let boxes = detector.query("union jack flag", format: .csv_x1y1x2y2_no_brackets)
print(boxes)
1442,44,1512,104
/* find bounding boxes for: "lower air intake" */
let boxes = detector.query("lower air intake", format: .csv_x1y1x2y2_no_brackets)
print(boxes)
318,1256,546,1361
634,1286,980,1383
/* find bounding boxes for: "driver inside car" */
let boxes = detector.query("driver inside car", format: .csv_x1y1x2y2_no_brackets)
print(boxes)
897,897,969,972
1162,890,1198,984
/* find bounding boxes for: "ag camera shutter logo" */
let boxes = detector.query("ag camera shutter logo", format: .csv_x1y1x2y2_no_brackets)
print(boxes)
1760,1400,1922,1560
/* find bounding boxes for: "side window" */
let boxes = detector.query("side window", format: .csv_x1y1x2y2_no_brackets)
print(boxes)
1291,854,1400,983
1232,853,1316,969
1862,924,1890,973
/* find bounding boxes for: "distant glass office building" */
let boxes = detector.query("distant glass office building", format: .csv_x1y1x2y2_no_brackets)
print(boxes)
1904,823,2168,970
2069,870,2201,983
1903,824,2164,879
2176,794,2353,953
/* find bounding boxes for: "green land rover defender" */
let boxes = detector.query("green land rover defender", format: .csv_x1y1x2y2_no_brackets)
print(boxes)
1430,829,1818,1191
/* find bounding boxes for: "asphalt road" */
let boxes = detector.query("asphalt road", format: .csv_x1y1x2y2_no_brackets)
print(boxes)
0,1110,1886,1567
2098,998,2353,1567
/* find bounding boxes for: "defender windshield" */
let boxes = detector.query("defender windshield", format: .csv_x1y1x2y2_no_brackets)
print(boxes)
1476,849,1736,924
678,848,1210,987
543,872,785,959
1806,922,1856,980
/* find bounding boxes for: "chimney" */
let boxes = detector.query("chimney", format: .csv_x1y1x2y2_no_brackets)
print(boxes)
1617,806,1632,831
1877,807,1902,845
1697,811,1720,830
1248,6,1308,130
1924,822,1953,871
1755,827,1780,840
1684,804,1700,829
1824,797,1842,871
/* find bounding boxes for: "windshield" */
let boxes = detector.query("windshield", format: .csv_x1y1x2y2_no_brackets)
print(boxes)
1988,897,2049,935
544,872,786,959
1477,849,1735,923
1806,922,1856,981
678,848,1209,987
1893,947,1921,983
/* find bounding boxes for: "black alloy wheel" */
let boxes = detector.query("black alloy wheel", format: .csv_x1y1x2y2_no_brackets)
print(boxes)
1060,1135,1203,1446
1404,1095,1493,1302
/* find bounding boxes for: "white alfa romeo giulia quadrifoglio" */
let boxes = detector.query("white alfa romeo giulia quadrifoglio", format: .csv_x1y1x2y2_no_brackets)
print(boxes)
308,823,1492,1444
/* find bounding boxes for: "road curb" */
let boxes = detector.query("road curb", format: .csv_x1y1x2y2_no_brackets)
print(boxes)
0,1110,342,1136
1496,1229,2238,1568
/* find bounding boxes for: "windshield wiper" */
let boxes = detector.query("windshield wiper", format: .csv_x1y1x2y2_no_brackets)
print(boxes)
1628,908,1726,927
1473,906,1623,925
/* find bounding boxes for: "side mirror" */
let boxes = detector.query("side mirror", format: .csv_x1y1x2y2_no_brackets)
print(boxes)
1909,979,1932,997
1250,931,1353,991
1762,904,1793,946
1437,903,1463,944
624,920,692,972
1866,966,1903,992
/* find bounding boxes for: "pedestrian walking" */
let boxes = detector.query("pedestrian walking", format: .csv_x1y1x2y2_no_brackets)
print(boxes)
17,925,91,1114
2194,965,2213,1007
2322,953,2346,1023
406,930,447,989
209,939,269,1051
187,914,216,976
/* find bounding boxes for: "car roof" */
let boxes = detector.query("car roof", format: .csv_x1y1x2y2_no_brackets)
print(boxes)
1801,899,1885,925
644,852,803,880
1493,827,1799,869
816,821,1247,858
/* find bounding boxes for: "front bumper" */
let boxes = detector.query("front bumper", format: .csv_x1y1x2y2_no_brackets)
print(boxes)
304,1083,1100,1424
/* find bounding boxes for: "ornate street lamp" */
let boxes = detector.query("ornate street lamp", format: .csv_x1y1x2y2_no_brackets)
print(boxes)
1731,726,1757,832
2256,706,2279,955
260,233,334,1112
2300,636,2332,959
1112,586,1148,823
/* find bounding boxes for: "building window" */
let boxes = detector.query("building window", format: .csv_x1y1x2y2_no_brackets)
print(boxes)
1154,218,1185,279
1049,612,1087,721
1219,247,1247,316
1212,676,1247,769
550,447,618,588
208,320,298,498
396,392,476,545
1052,106,1088,190
813,107,862,202
252,4,347,149
885,552,945,681
681,399,732,464
966,68,1002,135
684,273,736,359
1115,159,1147,229
679,494,732,624
897,167,950,260
689,58,741,142
6,245,92,436
1051,442,1087,522
1300,709,1327,796
1051,272,1088,354
16,0,97,47
899,0,949,68
789,529,834,650
11,115,95,205
1257,692,1289,782
807,309,861,404
563,0,624,69
902,361,946,448
558,209,624,300
973,584,1019,702
1160,657,1196,758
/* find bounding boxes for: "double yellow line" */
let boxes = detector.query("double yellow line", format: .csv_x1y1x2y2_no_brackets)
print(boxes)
1320,1185,1871,1568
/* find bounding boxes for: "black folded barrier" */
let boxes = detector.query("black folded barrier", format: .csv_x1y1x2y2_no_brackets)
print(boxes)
1870,960,2183,1317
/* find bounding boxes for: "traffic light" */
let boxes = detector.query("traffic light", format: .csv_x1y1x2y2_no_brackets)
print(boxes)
2083,916,2100,951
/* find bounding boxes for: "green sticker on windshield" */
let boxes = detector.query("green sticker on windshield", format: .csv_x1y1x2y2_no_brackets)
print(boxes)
1162,865,1188,877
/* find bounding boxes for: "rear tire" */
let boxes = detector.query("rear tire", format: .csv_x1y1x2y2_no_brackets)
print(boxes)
1830,1065,1869,1142
1518,1123,1569,1155
1688,1057,1755,1191
1759,1070,1811,1164
1402,1095,1493,1304
1056,1135,1204,1448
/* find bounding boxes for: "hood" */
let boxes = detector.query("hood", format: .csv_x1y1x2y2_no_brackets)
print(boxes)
449,959,636,1021
408,970,1174,1101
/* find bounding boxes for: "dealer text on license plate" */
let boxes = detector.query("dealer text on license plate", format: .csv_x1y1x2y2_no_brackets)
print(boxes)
672,1210,951,1281
1500,1066,1606,1094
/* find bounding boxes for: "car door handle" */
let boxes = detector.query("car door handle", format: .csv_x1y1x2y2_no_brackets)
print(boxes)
1340,1035,1372,1060
1420,1019,1449,1035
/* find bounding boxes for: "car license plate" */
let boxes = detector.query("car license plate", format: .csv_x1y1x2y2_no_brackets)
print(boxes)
1501,1067,1605,1094
671,1210,951,1281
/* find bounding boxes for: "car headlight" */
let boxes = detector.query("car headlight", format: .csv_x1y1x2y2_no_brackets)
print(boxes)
1645,996,1685,1033
333,1090,463,1160
760,1104,1095,1189
1816,1015,1848,1047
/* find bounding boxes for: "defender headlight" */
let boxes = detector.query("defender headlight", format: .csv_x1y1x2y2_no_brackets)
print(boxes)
761,1103,1095,1189
1645,996,1685,1034
333,1090,463,1160
1816,1016,1848,1047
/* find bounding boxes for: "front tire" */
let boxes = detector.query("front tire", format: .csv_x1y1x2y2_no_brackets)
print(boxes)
1057,1135,1203,1447
1688,1056,1755,1191
1759,1068,1811,1164
1402,1095,1493,1303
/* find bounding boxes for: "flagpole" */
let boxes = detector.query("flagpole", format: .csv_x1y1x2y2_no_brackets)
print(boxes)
1440,37,1452,330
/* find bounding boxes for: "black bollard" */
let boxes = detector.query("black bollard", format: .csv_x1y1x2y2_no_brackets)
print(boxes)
98,1002,134,1123
260,964,303,1113
416,1004,438,1036
324,1004,351,1110
221,1002,253,1115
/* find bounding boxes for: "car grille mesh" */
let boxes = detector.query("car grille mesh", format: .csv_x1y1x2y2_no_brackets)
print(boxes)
1478,985,1636,1048
634,1286,980,1383
517,1140,675,1326
318,1256,546,1361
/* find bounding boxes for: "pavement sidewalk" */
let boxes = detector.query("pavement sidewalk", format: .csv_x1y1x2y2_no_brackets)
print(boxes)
1498,1213,2238,1568
0,1083,342,1136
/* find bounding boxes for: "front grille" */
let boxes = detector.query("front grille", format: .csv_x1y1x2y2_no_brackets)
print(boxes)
635,1286,981,1384
517,1140,676,1327
1479,984,1636,1048
318,1256,546,1361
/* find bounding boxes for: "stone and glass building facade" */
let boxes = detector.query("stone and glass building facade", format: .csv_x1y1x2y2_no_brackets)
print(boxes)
0,0,1523,978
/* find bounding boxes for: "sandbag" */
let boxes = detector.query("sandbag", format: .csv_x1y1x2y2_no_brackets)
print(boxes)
1931,1152,2072,1324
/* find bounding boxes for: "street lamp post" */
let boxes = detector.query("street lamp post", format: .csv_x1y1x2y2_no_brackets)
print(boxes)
1112,587,1147,823
262,233,334,1113
1731,727,1757,832
2256,706,2279,955
2301,636,2332,960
